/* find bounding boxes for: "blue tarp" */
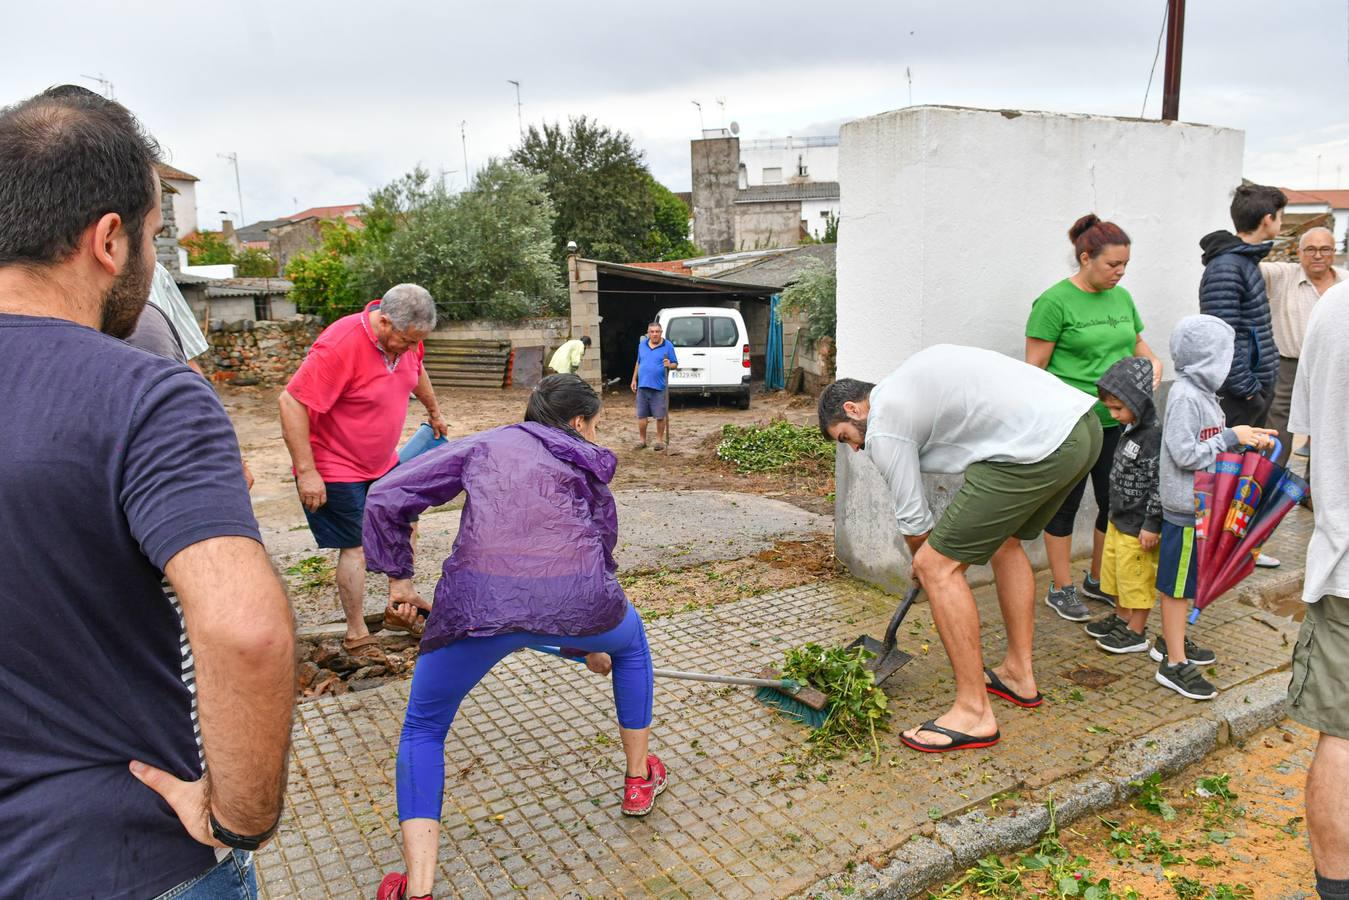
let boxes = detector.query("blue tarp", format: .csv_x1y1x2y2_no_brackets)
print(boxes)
764,293,785,392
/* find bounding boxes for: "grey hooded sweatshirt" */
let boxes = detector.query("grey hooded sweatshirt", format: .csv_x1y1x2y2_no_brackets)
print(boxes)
1160,315,1242,525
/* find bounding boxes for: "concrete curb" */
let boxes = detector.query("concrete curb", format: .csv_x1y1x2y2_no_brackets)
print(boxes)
797,670,1293,899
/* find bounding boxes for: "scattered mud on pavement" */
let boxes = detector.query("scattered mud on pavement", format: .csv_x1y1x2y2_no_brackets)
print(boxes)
926,721,1317,898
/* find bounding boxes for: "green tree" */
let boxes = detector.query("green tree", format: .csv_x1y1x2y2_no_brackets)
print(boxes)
284,222,366,320
181,230,234,265
233,247,279,277
512,116,670,265
641,178,700,261
353,160,564,320
780,263,836,345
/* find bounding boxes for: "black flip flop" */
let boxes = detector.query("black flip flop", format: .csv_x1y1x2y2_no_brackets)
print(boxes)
900,719,1001,753
984,667,1044,708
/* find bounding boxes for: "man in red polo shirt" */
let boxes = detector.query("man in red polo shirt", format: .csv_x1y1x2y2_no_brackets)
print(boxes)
280,284,446,662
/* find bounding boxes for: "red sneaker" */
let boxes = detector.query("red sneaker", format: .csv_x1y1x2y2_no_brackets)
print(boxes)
621,754,668,817
377,873,431,900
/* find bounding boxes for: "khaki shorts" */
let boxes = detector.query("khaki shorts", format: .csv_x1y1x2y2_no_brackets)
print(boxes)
929,413,1102,566
1288,594,1349,739
1100,523,1159,610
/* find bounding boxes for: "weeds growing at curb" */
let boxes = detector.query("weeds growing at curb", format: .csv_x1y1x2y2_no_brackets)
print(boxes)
1131,772,1178,820
779,643,889,760
286,554,334,592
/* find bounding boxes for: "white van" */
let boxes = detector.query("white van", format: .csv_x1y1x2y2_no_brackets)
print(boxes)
656,306,752,409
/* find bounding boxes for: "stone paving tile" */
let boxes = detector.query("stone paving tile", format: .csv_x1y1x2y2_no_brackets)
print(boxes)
256,510,1311,899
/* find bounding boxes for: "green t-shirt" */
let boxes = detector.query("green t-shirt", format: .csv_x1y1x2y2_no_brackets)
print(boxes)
1026,278,1144,427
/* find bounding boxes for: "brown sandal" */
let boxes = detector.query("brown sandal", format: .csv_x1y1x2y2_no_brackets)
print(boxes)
342,635,386,663
382,604,428,637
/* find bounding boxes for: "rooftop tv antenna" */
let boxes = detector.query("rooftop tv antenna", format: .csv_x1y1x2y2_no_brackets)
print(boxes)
80,72,114,99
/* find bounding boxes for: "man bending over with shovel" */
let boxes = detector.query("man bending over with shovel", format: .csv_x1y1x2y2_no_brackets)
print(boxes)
819,345,1101,752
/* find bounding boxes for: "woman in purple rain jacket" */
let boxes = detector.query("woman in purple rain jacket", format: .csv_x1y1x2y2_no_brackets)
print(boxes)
365,375,665,900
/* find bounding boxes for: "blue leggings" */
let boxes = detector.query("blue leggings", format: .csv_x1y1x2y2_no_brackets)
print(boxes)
396,604,654,821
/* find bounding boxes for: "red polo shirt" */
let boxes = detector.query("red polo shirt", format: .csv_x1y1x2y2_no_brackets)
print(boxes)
285,301,425,482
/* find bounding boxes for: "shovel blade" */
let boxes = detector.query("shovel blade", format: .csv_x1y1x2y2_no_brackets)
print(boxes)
847,635,914,685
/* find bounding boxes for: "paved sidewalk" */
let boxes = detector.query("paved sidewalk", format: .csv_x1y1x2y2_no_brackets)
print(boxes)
257,509,1311,899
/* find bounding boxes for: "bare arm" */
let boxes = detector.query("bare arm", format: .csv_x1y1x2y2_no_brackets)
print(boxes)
278,390,325,511
1134,335,1163,388
631,360,639,391
412,366,447,438
134,537,295,845
1025,337,1055,369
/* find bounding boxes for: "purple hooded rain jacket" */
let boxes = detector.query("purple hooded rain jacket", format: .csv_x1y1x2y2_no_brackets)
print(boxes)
363,422,629,654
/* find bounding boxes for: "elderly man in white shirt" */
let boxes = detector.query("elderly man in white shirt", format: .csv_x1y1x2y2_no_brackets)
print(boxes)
1261,226,1344,468
819,346,1101,753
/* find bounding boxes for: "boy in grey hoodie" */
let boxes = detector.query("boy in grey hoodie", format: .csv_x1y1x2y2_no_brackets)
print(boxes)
1085,356,1163,654
1155,315,1276,700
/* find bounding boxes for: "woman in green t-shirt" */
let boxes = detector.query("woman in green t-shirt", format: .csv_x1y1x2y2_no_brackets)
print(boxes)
1025,214,1162,623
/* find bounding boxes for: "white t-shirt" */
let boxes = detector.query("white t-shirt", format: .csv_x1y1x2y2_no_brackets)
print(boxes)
1289,280,1349,603
864,345,1094,535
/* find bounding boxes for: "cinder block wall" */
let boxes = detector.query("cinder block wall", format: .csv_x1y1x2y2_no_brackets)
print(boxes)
833,106,1244,592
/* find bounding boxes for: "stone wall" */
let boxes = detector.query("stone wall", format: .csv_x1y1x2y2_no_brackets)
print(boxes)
200,316,324,386
428,316,570,347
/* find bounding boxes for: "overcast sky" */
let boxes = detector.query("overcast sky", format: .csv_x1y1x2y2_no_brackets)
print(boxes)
3,1,1346,231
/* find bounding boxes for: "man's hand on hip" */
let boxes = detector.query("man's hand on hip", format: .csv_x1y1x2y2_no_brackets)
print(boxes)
128,762,227,850
296,470,326,511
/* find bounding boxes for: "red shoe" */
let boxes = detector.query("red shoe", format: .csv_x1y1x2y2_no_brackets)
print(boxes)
377,872,431,900
621,754,668,816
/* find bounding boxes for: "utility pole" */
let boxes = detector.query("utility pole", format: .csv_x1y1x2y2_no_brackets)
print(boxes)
1161,0,1186,121
460,122,471,189
80,72,114,99
507,80,523,137
218,152,245,226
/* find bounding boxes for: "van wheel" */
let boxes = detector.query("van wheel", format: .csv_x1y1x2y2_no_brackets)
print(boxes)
737,390,751,410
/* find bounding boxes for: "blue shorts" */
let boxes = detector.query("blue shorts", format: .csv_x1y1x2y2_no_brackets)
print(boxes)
635,386,669,419
1155,520,1199,600
302,479,375,549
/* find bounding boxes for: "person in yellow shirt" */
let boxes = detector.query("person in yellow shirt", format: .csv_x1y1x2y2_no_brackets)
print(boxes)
548,335,591,374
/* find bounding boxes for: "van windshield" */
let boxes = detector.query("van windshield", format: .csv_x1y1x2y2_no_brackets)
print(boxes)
665,317,707,347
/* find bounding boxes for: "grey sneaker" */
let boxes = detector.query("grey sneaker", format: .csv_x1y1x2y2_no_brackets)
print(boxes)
1045,584,1090,622
1156,660,1217,700
1084,613,1127,639
1080,573,1117,606
1096,623,1149,654
1149,635,1217,665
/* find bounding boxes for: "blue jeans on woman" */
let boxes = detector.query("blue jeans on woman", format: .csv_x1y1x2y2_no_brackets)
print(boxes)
396,604,654,821
154,851,256,899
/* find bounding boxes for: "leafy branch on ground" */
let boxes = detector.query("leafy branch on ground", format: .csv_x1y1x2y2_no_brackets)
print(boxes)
285,555,334,593
716,420,833,474
779,643,889,760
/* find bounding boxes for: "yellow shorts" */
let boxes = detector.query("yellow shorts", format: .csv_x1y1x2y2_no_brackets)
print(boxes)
1100,522,1159,610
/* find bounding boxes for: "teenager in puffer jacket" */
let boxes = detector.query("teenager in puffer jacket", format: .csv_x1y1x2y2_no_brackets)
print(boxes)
1197,183,1287,429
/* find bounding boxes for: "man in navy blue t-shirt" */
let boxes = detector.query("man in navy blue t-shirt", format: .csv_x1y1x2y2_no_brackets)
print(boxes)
629,321,679,450
0,87,295,898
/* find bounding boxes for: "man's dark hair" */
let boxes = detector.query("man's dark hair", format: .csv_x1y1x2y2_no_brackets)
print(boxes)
0,85,161,268
579,335,592,346
817,378,875,439
525,374,602,442
1230,184,1287,234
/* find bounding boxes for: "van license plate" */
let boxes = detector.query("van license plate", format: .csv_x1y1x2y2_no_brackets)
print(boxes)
671,369,701,380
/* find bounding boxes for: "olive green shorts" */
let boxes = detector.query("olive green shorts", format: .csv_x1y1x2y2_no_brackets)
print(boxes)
928,412,1102,566
1288,594,1349,739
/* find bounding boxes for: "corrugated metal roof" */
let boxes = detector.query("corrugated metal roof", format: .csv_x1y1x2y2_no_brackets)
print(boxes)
734,181,840,204
710,244,836,289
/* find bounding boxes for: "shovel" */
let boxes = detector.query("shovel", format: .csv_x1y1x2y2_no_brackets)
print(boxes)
847,584,922,685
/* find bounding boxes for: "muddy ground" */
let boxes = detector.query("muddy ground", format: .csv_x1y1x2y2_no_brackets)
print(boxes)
926,721,1318,898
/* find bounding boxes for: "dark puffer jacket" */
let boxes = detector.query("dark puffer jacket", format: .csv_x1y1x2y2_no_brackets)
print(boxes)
1197,230,1277,399
1097,356,1162,537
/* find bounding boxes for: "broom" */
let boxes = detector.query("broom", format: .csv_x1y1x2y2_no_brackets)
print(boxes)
530,646,829,728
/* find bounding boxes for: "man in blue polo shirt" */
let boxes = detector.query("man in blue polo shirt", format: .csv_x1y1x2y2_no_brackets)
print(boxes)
630,321,679,451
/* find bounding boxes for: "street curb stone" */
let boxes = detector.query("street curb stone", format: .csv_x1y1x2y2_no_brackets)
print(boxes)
799,673,1295,899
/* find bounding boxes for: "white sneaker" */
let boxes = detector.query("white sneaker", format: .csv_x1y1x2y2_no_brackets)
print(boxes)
1255,554,1281,569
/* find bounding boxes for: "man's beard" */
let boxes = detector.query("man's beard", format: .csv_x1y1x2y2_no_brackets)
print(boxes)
854,416,868,449
99,243,153,339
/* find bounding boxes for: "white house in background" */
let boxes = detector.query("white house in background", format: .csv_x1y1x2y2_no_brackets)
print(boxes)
738,135,840,187
1281,188,1349,249
156,162,200,239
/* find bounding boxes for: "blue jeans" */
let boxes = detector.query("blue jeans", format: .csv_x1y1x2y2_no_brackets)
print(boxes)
155,851,256,899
